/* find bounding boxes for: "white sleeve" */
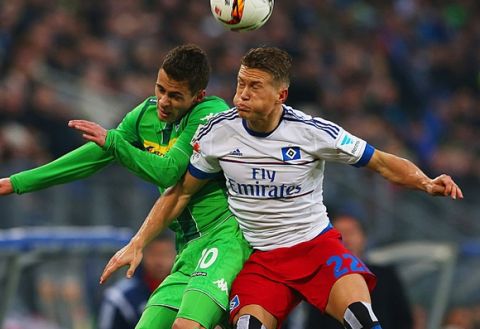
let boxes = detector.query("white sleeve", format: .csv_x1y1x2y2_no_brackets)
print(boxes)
188,138,222,179
314,124,375,167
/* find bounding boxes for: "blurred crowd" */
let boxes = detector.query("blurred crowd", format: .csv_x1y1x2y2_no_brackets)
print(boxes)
0,0,479,184
1,2,479,328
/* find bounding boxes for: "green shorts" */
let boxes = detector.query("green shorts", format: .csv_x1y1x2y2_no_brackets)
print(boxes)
145,216,251,327
137,291,226,329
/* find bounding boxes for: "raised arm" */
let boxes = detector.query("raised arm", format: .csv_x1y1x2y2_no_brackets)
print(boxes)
99,171,209,283
366,149,463,199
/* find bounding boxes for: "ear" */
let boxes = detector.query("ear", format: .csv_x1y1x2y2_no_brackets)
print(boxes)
277,87,288,104
194,90,206,103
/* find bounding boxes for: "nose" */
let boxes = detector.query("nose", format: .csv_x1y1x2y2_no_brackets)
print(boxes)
240,87,250,100
158,94,170,107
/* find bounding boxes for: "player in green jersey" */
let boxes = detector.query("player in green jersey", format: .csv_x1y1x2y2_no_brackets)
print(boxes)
0,44,251,329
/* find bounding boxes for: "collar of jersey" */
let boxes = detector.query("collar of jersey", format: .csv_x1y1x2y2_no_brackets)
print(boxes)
241,107,285,137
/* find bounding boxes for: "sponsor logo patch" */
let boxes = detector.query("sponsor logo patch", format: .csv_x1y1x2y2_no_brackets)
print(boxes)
213,278,229,295
336,131,362,156
340,134,354,146
191,272,207,277
229,148,243,156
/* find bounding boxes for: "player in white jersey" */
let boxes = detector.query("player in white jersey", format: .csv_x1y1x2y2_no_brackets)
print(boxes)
101,47,463,329
190,105,372,251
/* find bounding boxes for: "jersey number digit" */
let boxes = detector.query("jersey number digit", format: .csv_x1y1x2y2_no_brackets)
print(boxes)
342,253,366,272
198,247,219,269
326,253,367,278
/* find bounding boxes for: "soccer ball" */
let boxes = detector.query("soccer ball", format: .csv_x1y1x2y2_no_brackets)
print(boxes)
210,0,274,32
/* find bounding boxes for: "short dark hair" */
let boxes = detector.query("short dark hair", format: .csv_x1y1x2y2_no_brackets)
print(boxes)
161,44,210,94
241,47,292,86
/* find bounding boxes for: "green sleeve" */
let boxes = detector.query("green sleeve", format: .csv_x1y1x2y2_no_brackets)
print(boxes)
10,143,113,194
103,97,229,188
113,98,149,144
10,99,150,194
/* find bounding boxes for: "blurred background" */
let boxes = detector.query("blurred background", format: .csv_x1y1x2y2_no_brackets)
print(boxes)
0,0,479,328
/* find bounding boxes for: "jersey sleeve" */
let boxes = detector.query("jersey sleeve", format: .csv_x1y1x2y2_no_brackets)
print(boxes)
170,96,229,164
103,97,229,188
188,141,222,179
187,115,224,180
10,143,113,194
9,99,150,194
114,98,152,144
312,118,375,167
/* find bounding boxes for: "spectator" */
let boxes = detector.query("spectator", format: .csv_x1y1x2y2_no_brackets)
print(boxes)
97,233,175,329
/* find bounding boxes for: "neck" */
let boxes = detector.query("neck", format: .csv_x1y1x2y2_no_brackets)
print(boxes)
247,104,283,133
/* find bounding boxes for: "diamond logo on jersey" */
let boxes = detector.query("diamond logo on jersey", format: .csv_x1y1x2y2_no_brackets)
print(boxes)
213,278,229,295
340,134,354,146
229,148,243,156
230,295,240,312
281,146,301,161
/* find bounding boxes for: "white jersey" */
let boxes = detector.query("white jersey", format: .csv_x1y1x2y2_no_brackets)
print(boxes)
189,105,374,251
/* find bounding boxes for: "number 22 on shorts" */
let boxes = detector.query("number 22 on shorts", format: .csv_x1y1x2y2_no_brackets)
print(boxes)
326,253,368,278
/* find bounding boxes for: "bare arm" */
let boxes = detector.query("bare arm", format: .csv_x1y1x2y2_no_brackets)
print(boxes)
366,149,463,199
100,171,209,283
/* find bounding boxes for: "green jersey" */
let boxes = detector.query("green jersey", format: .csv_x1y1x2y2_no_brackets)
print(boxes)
10,96,231,248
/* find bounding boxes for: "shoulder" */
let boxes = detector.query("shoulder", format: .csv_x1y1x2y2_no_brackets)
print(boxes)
145,96,157,105
192,96,230,116
194,107,239,142
184,96,230,126
282,105,341,140
137,96,157,110
142,96,158,113
126,96,157,119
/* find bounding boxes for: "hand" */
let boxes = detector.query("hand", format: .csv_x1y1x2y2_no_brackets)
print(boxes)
0,178,13,195
424,174,464,199
69,120,108,147
99,239,143,284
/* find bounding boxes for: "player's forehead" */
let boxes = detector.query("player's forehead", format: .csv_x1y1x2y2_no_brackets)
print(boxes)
156,69,192,96
237,65,272,84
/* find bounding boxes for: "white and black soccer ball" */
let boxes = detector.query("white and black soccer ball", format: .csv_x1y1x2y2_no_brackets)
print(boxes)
210,0,274,32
